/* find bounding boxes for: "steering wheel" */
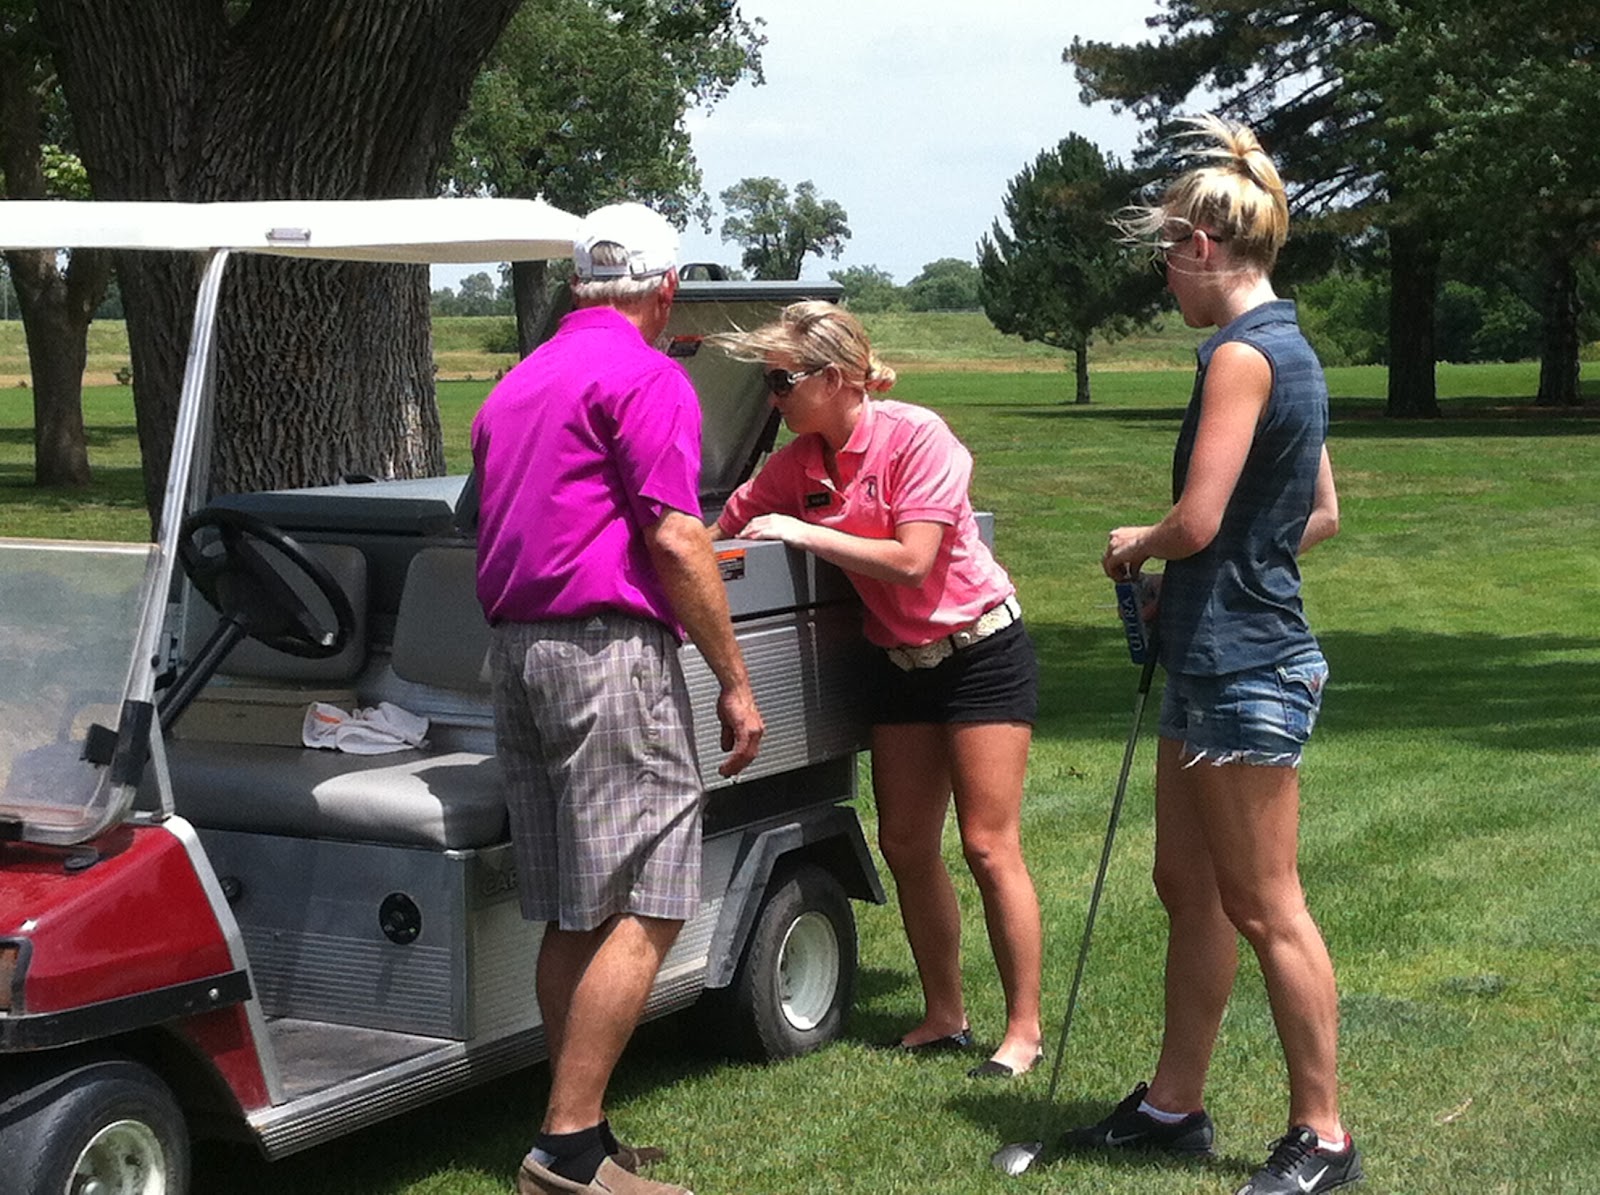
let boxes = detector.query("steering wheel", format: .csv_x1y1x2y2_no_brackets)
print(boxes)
178,507,356,659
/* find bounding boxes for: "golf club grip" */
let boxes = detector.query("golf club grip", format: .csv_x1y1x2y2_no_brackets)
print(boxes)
1041,648,1158,1109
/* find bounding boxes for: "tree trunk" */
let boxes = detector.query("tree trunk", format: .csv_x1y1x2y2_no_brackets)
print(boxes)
0,40,112,488
1386,226,1440,418
38,0,522,521
1073,342,1091,405
7,247,110,488
1535,246,1581,407
512,259,570,358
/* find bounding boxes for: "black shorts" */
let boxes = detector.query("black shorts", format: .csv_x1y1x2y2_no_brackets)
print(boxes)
867,620,1039,726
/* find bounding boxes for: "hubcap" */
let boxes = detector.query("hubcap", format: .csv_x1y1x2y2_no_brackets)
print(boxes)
70,1120,167,1195
776,909,840,1031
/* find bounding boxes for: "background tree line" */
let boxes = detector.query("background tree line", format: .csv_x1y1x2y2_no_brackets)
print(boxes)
1045,0,1599,414
1,0,1594,513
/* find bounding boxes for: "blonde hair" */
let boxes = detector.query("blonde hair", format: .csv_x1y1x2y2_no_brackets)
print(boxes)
712,300,897,393
1118,114,1289,271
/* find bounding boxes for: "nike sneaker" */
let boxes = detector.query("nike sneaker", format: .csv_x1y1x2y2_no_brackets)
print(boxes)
1235,1125,1363,1194
1059,1081,1215,1156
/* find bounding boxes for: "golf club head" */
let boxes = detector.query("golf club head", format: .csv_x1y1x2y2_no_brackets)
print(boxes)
990,1139,1045,1176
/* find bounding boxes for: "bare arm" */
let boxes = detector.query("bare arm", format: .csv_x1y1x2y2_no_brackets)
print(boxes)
733,514,945,587
1299,446,1340,552
1103,341,1272,579
644,509,763,777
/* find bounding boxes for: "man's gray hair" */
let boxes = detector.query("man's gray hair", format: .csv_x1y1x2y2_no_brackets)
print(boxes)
572,243,673,308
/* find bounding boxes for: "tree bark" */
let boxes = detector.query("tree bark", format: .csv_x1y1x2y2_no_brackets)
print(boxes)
37,0,522,521
1073,343,1091,405
1386,225,1440,418
7,246,110,487
0,39,111,488
1535,246,1581,407
512,259,570,358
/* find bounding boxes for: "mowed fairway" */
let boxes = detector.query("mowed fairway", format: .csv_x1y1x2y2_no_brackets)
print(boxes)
2,358,1597,1193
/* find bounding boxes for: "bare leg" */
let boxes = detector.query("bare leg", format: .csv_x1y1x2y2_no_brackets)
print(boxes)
871,722,967,1045
1188,759,1344,1140
947,721,1043,1072
1146,737,1239,1114
537,914,683,1134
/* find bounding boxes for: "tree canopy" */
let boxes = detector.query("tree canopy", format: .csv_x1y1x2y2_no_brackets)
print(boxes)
1066,1,1449,415
445,0,762,352
978,134,1162,404
446,0,762,225
904,258,980,312
827,263,901,313
1066,0,1599,410
719,177,850,280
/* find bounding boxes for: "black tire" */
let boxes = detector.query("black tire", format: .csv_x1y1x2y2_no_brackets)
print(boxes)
720,862,857,1062
0,1056,190,1195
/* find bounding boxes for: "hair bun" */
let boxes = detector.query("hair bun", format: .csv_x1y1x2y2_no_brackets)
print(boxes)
864,358,897,393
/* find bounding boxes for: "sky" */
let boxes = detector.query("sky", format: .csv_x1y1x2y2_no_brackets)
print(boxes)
435,0,1163,290
676,0,1160,283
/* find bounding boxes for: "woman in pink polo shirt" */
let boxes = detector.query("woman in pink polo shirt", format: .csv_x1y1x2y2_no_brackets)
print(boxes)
712,301,1044,1078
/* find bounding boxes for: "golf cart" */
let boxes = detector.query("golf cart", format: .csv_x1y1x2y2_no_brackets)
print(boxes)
0,199,882,1194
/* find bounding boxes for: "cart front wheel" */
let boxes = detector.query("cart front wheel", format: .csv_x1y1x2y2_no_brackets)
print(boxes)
0,1057,189,1195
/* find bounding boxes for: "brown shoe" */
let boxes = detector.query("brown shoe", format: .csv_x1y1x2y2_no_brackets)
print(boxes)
609,1141,667,1173
517,1155,692,1195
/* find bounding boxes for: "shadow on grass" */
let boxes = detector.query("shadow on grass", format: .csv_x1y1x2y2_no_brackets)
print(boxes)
1315,628,1599,753
0,423,140,447
1024,621,1599,755
987,399,1600,439
190,1011,730,1194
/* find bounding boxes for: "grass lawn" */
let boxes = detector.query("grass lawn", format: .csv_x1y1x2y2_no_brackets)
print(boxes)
3,354,1598,1193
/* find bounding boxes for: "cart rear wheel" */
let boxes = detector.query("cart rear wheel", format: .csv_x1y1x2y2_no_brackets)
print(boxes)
721,862,857,1061
0,1057,189,1195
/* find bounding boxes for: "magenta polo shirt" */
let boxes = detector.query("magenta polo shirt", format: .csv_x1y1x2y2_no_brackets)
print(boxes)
471,306,702,632
718,398,1014,649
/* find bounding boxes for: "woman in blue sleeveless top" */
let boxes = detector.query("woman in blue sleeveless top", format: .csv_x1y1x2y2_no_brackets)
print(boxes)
1061,116,1358,1195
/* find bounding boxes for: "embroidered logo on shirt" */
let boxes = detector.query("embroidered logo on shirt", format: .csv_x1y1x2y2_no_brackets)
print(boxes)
805,490,832,509
861,474,879,501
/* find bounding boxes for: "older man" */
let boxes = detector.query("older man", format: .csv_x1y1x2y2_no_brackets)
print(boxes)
473,202,763,1195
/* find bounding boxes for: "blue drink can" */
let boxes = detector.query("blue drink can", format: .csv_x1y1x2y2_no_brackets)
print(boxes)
1114,575,1154,664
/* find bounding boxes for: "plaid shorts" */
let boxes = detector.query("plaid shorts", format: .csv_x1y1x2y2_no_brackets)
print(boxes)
490,613,703,931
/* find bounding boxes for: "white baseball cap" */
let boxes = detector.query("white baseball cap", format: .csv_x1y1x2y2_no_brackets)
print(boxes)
573,202,679,280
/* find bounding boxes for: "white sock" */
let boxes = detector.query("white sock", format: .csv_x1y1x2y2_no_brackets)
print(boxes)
1317,1133,1348,1153
1137,1098,1190,1125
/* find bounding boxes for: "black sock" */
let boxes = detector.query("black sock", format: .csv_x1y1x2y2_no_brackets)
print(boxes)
533,1124,607,1184
598,1118,621,1155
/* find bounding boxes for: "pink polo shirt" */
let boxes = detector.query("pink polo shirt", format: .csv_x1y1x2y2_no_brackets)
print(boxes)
718,398,1014,648
472,306,702,631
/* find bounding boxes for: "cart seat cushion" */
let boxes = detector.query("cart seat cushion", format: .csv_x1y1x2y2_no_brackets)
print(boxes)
158,741,507,849
391,547,491,692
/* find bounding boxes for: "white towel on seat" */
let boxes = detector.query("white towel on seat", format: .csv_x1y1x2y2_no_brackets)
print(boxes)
302,701,430,754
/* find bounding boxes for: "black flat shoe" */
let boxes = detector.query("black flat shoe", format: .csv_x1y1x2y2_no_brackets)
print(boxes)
967,1049,1045,1079
883,1027,975,1053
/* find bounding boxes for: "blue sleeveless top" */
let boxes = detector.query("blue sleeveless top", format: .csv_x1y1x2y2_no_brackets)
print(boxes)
1158,300,1326,676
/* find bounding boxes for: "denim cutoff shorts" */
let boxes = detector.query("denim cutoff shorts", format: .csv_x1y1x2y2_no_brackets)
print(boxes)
1158,647,1329,768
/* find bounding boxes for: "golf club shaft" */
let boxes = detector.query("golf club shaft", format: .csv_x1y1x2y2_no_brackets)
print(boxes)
1040,648,1160,1110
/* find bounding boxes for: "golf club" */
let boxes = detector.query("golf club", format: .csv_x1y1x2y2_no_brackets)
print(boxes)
990,646,1160,1177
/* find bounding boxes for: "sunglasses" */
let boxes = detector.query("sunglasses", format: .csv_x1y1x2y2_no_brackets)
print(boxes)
763,366,822,397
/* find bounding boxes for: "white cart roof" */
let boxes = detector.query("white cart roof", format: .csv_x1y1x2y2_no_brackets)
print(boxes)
0,197,580,263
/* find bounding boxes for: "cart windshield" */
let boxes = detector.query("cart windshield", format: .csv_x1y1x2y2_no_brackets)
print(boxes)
0,539,156,844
